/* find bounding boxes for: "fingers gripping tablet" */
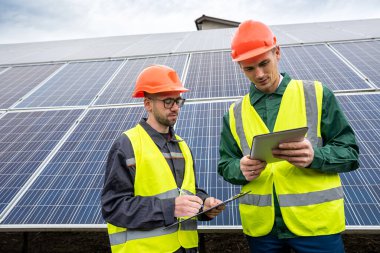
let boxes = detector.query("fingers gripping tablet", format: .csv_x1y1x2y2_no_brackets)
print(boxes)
250,127,309,163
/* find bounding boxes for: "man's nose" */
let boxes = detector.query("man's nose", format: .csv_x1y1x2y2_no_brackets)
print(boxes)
254,68,264,78
170,102,180,111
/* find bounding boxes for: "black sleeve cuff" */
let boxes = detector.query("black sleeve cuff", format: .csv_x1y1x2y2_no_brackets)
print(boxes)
161,197,176,226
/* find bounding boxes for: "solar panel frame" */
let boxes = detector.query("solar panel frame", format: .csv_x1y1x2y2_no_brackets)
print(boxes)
0,67,9,75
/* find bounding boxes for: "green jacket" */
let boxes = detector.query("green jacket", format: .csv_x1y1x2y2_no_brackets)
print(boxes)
218,73,359,238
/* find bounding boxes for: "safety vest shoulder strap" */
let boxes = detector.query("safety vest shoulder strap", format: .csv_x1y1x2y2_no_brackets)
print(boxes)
302,80,323,147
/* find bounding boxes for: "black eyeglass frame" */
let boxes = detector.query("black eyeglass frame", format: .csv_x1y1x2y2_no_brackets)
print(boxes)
149,97,186,109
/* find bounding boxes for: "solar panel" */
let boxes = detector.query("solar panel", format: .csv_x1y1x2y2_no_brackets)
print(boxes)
273,23,365,44
0,109,83,216
14,60,123,108
95,55,188,105
2,107,145,224
0,67,9,75
64,34,151,60
174,28,234,52
279,44,372,91
0,64,63,109
337,93,380,227
117,32,190,57
184,51,248,99
331,40,380,89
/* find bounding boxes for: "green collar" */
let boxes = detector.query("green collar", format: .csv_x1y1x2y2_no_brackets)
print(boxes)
249,73,291,106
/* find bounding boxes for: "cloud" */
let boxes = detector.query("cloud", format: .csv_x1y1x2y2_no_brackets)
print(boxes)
0,0,379,44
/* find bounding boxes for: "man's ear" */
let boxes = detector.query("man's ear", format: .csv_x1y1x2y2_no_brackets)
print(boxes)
144,97,152,112
275,46,281,60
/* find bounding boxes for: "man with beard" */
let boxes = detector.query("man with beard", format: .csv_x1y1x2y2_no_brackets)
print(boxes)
101,65,224,253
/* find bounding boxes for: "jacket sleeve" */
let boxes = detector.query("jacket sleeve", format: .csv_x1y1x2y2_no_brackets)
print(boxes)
217,112,249,185
101,135,176,229
310,86,360,173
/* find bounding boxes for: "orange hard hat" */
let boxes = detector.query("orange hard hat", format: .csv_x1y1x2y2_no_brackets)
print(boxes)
132,65,189,98
231,20,277,62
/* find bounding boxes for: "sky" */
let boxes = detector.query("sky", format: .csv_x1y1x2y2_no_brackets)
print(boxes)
0,0,379,44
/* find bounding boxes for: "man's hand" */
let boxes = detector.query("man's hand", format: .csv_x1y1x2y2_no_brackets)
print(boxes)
272,138,314,168
203,197,225,218
240,155,267,181
174,195,203,217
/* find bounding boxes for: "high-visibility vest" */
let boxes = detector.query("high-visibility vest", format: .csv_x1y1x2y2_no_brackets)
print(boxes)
107,124,198,253
229,80,345,236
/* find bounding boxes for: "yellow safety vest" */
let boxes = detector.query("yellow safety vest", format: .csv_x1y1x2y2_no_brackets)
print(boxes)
229,80,345,237
107,124,198,253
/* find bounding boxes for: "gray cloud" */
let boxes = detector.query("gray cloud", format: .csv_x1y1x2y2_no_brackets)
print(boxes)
0,0,379,44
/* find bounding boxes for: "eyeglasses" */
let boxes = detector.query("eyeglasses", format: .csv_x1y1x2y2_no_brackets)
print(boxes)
149,97,186,109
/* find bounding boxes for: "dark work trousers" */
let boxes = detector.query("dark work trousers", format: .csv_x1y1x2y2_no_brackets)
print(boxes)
246,233,345,253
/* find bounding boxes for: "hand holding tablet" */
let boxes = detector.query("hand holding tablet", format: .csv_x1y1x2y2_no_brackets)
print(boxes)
250,127,309,163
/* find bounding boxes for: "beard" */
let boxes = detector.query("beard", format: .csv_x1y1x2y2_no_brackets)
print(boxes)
153,109,177,127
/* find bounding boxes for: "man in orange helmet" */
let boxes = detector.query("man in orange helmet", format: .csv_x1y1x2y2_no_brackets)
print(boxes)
218,20,359,252
101,65,224,253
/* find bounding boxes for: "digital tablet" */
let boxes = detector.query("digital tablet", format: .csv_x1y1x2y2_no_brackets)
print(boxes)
250,127,308,163
163,191,251,230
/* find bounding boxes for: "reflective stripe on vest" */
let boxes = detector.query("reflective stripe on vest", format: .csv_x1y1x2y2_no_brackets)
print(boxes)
239,193,272,206
278,186,343,207
162,152,184,159
109,220,197,246
108,188,178,246
303,80,323,147
239,186,344,208
126,152,184,166
233,99,250,155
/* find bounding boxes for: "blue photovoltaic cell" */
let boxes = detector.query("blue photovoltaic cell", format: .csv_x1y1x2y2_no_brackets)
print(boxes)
176,101,243,226
0,109,83,215
15,60,123,108
0,64,63,109
95,55,188,105
185,52,249,99
279,44,372,91
2,107,145,224
331,40,380,89
337,93,380,226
